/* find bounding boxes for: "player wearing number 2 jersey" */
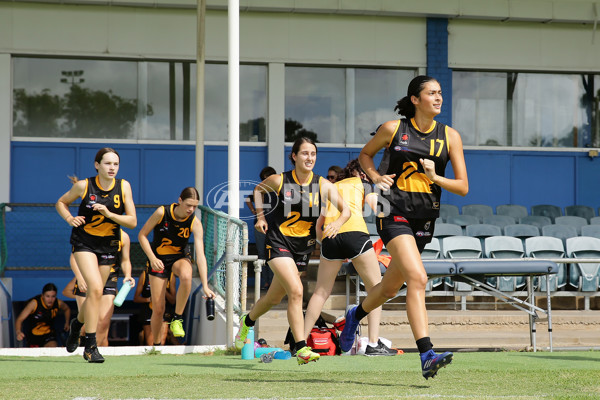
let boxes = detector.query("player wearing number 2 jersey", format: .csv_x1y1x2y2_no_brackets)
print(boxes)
138,187,215,346
56,147,137,363
340,76,469,379
234,137,350,365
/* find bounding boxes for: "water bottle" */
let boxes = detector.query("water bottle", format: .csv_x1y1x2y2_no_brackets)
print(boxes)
241,327,255,360
113,281,132,307
205,297,215,321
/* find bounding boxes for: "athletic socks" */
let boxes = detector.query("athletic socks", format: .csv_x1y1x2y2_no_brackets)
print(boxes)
72,318,84,331
84,332,97,348
416,337,433,354
294,340,307,352
355,304,368,321
244,314,256,327
172,313,183,321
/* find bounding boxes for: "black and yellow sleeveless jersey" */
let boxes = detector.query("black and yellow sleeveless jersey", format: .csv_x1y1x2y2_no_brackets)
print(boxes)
26,295,59,337
151,203,196,260
377,118,450,219
70,176,124,253
266,170,322,255
323,177,374,235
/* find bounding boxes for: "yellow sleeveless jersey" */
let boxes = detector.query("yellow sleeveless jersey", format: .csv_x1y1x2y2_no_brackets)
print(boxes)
323,177,374,235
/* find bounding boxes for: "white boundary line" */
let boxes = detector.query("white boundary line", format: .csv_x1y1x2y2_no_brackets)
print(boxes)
0,344,226,357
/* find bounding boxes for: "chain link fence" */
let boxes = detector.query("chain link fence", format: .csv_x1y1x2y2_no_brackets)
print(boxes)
0,204,248,314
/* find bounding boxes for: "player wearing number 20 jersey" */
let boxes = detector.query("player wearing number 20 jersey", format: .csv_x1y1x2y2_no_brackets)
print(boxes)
147,203,195,278
265,170,322,266
70,176,124,258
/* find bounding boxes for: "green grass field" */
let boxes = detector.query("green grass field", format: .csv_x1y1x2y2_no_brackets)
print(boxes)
1,350,599,399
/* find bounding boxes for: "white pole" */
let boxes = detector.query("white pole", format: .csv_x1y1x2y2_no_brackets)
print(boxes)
228,0,240,219
195,0,206,204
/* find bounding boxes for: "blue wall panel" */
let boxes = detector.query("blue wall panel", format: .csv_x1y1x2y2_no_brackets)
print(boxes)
511,153,576,211
575,155,600,208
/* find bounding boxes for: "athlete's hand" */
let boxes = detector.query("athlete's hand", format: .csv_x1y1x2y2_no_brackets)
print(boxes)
374,174,396,191
323,219,343,239
16,331,24,341
419,158,437,182
77,279,88,293
67,215,86,227
92,203,111,218
203,287,216,299
124,276,135,288
150,258,165,272
63,321,69,332
255,218,268,234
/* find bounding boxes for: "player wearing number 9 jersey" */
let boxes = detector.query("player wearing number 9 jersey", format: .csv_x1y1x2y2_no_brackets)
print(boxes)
56,147,137,363
138,187,215,346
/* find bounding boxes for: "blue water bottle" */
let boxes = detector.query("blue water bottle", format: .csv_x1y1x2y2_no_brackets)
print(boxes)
113,281,132,307
241,327,255,360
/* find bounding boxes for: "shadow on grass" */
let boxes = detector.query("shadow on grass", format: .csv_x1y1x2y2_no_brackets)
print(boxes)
523,353,600,362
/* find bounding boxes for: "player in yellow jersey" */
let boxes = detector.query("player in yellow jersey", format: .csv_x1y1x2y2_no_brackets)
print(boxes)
303,159,395,356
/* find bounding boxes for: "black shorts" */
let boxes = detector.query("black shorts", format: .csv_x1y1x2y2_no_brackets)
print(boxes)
26,332,56,347
376,215,435,253
139,302,152,325
266,246,311,272
147,254,191,279
321,231,373,261
72,241,118,267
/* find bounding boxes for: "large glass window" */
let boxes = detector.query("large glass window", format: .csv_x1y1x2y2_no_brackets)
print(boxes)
453,71,598,148
12,57,267,142
285,66,414,144
13,58,139,139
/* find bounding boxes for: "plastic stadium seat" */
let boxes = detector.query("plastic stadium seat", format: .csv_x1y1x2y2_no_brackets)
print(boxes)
554,216,588,235
496,204,528,220
462,204,494,221
422,238,442,290
565,205,596,222
531,204,563,223
504,224,540,240
542,224,578,246
482,215,516,231
566,236,600,292
442,236,482,290
484,236,525,291
446,215,481,233
581,225,600,239
519,216,552,230
591,216,600,225
433,223,463,239
439,204,459,222
466,224,502,253
525,236,566,292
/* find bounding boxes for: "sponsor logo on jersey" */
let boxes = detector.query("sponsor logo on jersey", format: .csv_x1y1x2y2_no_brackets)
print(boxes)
416,231,431,237
393,216,408,223
89,194,97,202
424,221,431,230
399,133,409,146
284,189,294,201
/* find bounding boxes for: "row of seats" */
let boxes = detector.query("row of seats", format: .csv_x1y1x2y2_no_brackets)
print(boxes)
435,221,600,243
422,236,600,293
441,204,600,224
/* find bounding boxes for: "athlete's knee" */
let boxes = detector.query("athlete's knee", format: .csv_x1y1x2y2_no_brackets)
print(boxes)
406,271,428,290
287,286,303,304
151,303,166,316
87,287,103,300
